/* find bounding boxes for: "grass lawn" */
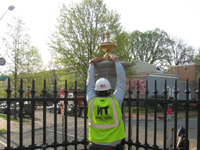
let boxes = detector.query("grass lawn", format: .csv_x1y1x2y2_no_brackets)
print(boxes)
171,114,198,119
0,114,29,122
0,129,7,134
0,114,30,133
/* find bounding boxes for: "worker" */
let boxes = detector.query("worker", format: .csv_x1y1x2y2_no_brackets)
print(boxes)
87,55,126,150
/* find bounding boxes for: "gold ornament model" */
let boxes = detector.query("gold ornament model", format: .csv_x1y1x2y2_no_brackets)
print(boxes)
99,31,117,60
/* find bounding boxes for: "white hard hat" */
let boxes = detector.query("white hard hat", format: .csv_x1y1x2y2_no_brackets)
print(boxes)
95,78,111,91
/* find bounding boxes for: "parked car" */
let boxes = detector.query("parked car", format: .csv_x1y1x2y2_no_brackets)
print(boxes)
48,103,61,114
0,103,16,115
16,102,34,117
17,101,37,110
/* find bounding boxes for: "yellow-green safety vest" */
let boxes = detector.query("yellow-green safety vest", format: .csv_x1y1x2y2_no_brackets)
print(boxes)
88,95,126,143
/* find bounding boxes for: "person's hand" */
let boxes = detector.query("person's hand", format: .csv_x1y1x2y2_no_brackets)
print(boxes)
108,54,119,62
89,57,103,65
91,57,103,63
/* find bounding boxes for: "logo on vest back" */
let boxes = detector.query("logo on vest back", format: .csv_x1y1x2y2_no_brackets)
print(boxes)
95,106,112,120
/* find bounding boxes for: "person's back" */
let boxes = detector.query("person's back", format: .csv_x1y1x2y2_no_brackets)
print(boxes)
86,55,126,150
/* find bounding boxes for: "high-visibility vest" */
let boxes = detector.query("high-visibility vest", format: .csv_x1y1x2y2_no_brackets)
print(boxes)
88,95,126,143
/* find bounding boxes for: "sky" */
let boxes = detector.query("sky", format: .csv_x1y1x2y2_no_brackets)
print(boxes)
0,0,200,71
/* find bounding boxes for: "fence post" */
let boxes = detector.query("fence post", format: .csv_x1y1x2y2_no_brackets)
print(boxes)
163,80,168,149
153,80,158,149
173,79,179,149
196,78,200,150
18,78,24,148
83,80,87,150
42,79,48,149
5,78,12,150
145,80,149,149
128,80,133,150
136,80,140,149
30,78,36,149
184,79,190,149
62,80,69,150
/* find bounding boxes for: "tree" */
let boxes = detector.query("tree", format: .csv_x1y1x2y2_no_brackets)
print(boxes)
48,0,133,85
1,17,43,99
129,28,171,66
193,48,200,63
129,28,196,71
164,37,195,66
0,76,7,98
193,48,200,80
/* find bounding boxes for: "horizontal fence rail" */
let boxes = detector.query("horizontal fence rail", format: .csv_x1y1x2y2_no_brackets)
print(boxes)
0,78,199,150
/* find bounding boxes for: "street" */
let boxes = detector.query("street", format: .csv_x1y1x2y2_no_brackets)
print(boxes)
0,109,198,150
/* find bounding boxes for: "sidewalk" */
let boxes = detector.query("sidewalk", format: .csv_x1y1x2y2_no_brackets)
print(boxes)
0,117,43,133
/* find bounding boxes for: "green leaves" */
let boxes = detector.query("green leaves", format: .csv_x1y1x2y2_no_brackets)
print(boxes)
130,28,170,65
1,17,44,98
129,28,195,71
49,0,128,84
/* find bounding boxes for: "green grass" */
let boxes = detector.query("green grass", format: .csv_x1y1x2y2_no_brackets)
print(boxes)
171,114,197,119
0,129,7,134
0,114,29,122
0,114,29,134
125,107,164,113
125,107,198,119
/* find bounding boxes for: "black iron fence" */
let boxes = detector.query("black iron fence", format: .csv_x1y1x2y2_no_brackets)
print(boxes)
0,78,199,150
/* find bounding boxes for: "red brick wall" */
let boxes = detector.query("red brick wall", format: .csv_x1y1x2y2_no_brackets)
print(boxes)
170,64,200,99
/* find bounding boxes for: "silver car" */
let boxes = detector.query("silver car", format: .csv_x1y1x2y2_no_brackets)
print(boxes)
0,103,15,114
48,103,61,114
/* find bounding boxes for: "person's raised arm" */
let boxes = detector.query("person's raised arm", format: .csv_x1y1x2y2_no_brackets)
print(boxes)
86,57,103,104
108,55,126,106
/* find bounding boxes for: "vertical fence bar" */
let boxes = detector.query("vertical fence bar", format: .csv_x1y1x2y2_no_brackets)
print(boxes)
122,100,125,150
74,81,78,150
184,79,190,149
53,79,58,150
18,78,24,148
163,80,168,149
144,80,149,149
5,78,12,150
31,79,36,149
136,80,140,150
63,80,69,150
42,79,48,149
83,80,87,150
196,78,200,150
153,80,158,149
173,79,178,149
128,81,132,150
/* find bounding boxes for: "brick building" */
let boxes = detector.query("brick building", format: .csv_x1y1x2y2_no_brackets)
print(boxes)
170,63,200,99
